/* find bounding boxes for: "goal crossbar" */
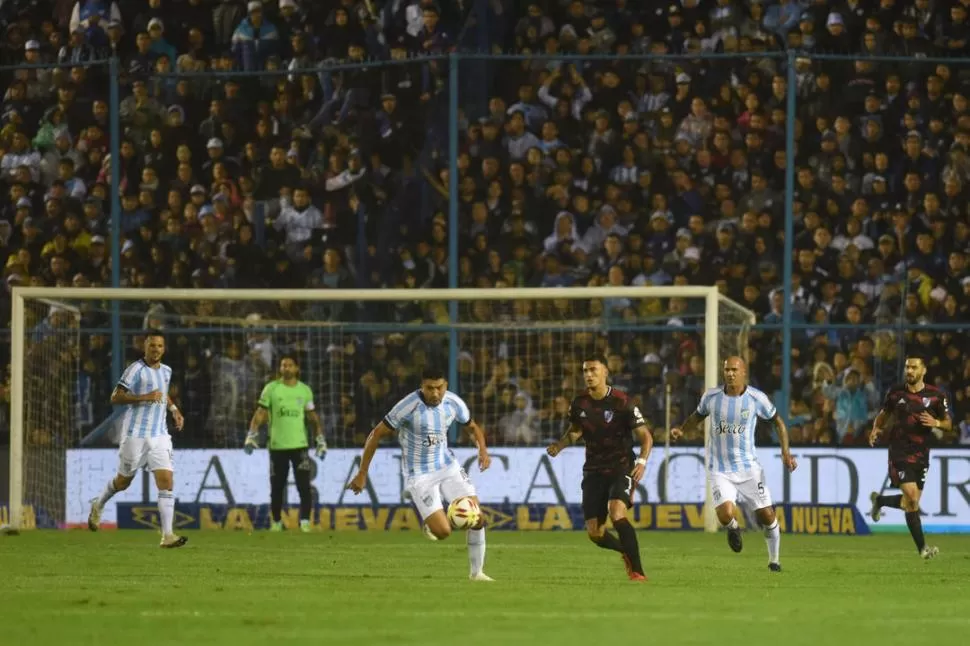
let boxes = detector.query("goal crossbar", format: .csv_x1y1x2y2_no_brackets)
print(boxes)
8,286,755,532
10,285,726,301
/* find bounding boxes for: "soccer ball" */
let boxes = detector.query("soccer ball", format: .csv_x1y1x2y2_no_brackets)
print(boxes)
446,497,481,530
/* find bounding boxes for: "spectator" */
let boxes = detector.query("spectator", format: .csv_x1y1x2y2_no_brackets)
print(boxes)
231,1,280,72
821,367,879,443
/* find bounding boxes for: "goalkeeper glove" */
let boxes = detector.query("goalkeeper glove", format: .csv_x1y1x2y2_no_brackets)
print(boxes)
244,431,259,455
315,435,328,460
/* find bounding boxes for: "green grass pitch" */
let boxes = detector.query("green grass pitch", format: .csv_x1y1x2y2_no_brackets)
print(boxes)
1,531,968,646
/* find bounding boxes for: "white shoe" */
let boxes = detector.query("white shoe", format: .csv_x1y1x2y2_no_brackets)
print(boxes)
87,498,101,532
920,546,939,560
868,492,881,523
160,534,188,549
469,572,494,582
422,524,439,541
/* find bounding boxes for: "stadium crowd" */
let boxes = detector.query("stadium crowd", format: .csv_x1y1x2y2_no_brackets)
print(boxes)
1,0,970,450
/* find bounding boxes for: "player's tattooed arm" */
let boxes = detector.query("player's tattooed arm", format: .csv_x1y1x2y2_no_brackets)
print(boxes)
869,409,890,446
463,420,492,471
305,409,322,436
630,424,653,483
245,406,268,452
167,395,184,431
307,409,329,458
670,411,705,441
248,406,269,435
772,414,797,472
347,421,394,493
546,424,582,457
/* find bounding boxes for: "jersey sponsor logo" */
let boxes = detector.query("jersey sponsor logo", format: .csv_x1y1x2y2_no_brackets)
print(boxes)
604,410,614,423
714,422,745,435
423,434,445,448
277,405,304,418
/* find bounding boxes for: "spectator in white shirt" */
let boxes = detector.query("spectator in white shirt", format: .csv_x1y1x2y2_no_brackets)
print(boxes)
274,187,323,262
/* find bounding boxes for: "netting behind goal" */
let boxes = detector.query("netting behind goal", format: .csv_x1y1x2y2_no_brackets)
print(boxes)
17,299,81,529
10,287,753,529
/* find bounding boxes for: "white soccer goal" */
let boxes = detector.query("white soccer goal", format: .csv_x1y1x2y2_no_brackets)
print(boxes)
7,286,754,532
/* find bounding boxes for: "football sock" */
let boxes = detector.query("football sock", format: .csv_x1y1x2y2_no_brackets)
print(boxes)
905,511,925,552
467,528,486,575
270,476,285,523
96,479,117,509
295,468,312,521
724,517,739,530
592,531,624,553
876,494,903,509
763,520,780,564
158,490,175,536
613,518,644,575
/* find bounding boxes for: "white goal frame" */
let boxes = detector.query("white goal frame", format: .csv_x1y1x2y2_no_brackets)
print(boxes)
8,285,755,532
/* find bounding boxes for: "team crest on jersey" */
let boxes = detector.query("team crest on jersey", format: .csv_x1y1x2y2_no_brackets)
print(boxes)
740,409,750,420
604,410,613,423
922,397,931,408
296,398,304,407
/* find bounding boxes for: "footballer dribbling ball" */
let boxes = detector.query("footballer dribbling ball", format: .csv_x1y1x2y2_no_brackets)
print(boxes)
447,497,481,529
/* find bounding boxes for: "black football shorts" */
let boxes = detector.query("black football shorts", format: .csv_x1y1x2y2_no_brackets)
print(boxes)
889,459,928,491
581,472,636,523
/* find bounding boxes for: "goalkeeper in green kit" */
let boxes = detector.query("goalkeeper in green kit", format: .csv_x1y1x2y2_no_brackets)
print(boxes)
245,355,327,532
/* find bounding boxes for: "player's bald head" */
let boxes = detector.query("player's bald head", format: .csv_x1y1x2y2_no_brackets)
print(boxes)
723,356,747,372
722,355,748,388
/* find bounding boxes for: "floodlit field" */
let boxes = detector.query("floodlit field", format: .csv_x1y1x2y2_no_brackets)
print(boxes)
1,531,968,646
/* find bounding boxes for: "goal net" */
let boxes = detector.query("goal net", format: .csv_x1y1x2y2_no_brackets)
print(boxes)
7,287,754,532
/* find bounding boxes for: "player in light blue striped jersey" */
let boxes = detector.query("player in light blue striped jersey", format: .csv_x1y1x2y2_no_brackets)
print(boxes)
86,330,188,548
671,356,797,572
347,365,494,581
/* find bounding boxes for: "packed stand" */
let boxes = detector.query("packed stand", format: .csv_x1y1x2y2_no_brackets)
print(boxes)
0,0,478,448
445,0,970,447
0,0,969,451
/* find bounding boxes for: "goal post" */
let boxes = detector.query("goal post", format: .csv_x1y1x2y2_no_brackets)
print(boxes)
7,286,754,533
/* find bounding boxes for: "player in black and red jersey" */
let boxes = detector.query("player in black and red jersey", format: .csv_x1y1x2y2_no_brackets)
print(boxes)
546,354,653,581
868,354,952,559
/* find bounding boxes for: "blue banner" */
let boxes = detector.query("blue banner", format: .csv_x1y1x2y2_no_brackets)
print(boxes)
116,502,869,535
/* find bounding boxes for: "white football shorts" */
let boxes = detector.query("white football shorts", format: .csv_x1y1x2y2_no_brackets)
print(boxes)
117,434,174,477
404,461,477,520
709,464,773,510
